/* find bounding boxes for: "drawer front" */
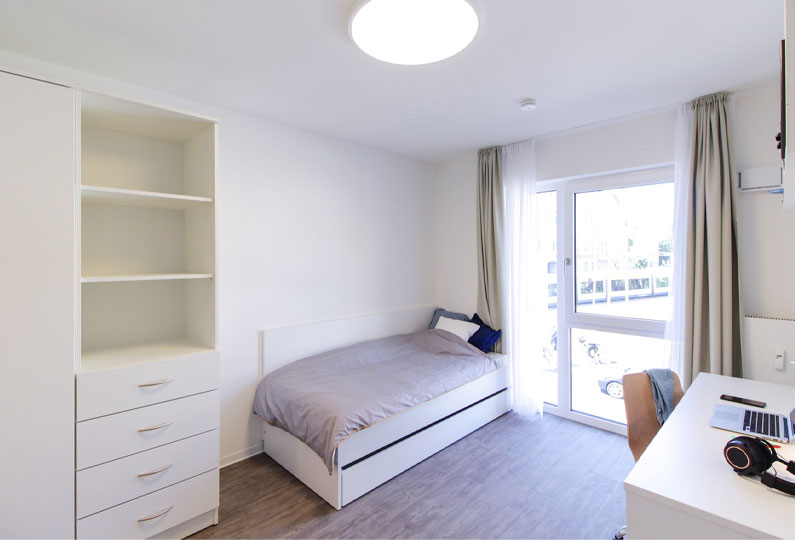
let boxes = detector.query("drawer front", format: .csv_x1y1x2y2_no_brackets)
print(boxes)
77,429,219,518
77,469,219,539
77,350,219,421
77,390,218,470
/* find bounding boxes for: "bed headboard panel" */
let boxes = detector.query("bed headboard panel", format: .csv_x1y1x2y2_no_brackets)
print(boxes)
259,305,435,377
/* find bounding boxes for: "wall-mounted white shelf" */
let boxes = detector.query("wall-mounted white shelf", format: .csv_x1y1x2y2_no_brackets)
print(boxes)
81,185,212,210
81,273,213,283
81,337,213,372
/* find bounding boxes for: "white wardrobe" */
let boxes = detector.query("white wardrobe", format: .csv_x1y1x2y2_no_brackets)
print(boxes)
0,70,220,539
0,69,77,540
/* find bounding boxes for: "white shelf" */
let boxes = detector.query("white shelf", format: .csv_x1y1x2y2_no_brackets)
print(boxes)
81,273,213,283
81,337,213,372
81,185,212,210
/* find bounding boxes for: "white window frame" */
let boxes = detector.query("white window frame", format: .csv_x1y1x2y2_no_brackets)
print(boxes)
540,165,675,436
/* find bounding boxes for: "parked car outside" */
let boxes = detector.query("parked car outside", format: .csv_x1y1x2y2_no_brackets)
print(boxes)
597,367,631,399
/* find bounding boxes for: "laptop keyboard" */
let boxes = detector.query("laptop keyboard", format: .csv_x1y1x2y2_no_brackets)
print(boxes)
743,410,781,439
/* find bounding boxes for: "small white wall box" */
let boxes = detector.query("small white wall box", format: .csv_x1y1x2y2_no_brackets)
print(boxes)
775,348,785,370
744,316,795,386
738,165,783,192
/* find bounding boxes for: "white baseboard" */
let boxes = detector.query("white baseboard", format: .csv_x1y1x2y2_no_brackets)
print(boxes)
220,442,263,468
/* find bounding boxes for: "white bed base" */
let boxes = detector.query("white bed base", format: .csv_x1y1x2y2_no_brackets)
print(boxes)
259,306,511,510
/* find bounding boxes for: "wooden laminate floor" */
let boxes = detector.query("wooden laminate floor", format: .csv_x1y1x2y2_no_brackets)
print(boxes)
191,413,634,539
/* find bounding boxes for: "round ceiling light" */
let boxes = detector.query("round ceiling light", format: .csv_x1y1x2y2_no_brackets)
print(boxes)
350,0,479,66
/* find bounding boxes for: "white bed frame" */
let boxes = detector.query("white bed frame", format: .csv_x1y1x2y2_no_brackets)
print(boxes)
259,306,511,510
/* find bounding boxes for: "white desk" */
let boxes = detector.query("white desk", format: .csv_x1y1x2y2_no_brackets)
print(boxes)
624,373,795,539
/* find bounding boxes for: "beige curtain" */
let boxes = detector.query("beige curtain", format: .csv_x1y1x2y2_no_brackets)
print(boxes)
680,92,743,387
476,147,504,342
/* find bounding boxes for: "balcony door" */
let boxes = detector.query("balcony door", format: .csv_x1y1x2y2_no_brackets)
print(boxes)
538,167,675,434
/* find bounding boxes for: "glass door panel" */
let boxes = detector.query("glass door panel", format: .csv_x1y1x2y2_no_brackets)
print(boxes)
537,191,558,406
569,328,668,424
567,178,674,427
574,183,674,321
539,169,675,434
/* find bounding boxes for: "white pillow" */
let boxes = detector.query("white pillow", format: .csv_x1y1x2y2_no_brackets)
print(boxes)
434,316,480,342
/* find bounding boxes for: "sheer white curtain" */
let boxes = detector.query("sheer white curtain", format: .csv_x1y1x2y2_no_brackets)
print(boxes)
501,141,545,415
666,103,693,380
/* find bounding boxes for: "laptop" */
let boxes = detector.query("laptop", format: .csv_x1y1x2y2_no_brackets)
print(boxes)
709,404,795,443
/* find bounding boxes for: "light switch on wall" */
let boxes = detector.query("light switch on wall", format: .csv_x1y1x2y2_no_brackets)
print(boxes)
775,348,785,370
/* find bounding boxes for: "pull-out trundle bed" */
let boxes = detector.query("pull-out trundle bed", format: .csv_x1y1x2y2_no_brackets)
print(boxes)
257,307,510,509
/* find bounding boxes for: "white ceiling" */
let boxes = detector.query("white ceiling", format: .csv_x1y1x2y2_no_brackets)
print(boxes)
0,0,784,162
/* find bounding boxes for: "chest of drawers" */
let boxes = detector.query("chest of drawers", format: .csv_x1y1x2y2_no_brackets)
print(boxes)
76,350,220,539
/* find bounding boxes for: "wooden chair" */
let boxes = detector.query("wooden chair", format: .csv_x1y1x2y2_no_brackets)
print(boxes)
614,371,685,540
622,371,685,461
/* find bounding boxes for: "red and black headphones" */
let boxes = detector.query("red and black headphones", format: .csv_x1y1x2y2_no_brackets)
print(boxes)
724,436,795,496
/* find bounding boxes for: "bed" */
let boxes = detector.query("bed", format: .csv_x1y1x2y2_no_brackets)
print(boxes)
256,306,511,510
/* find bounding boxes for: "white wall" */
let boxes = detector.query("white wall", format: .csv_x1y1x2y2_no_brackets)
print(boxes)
535,111,676,181
434,152,478,316
433,79,791,382
733,81,795,319
219,111,435,462
0,51,436,466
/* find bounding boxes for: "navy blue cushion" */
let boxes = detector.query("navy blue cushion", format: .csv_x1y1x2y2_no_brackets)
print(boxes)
468,313,502,353
428,308,470,329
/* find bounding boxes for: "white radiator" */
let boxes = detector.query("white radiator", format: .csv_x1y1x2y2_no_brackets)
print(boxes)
743,316,795,386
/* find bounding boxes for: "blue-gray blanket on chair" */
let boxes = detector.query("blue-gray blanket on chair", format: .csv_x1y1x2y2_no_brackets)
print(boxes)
646,368,675,425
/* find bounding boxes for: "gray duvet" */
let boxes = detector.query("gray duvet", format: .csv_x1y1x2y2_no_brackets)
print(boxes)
253,329,497,473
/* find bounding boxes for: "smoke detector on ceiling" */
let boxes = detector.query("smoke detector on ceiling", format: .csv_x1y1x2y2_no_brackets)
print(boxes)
520,99,537,111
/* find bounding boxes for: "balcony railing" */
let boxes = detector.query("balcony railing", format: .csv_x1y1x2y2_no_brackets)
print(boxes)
546,266,672,308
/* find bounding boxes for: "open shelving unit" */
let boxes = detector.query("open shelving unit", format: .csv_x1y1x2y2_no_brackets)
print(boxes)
79,92,217,372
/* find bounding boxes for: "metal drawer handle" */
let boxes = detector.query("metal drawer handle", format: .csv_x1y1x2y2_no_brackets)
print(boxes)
137,505,174,522
138,378,173,388
137,421,172,433
137,463,173,478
